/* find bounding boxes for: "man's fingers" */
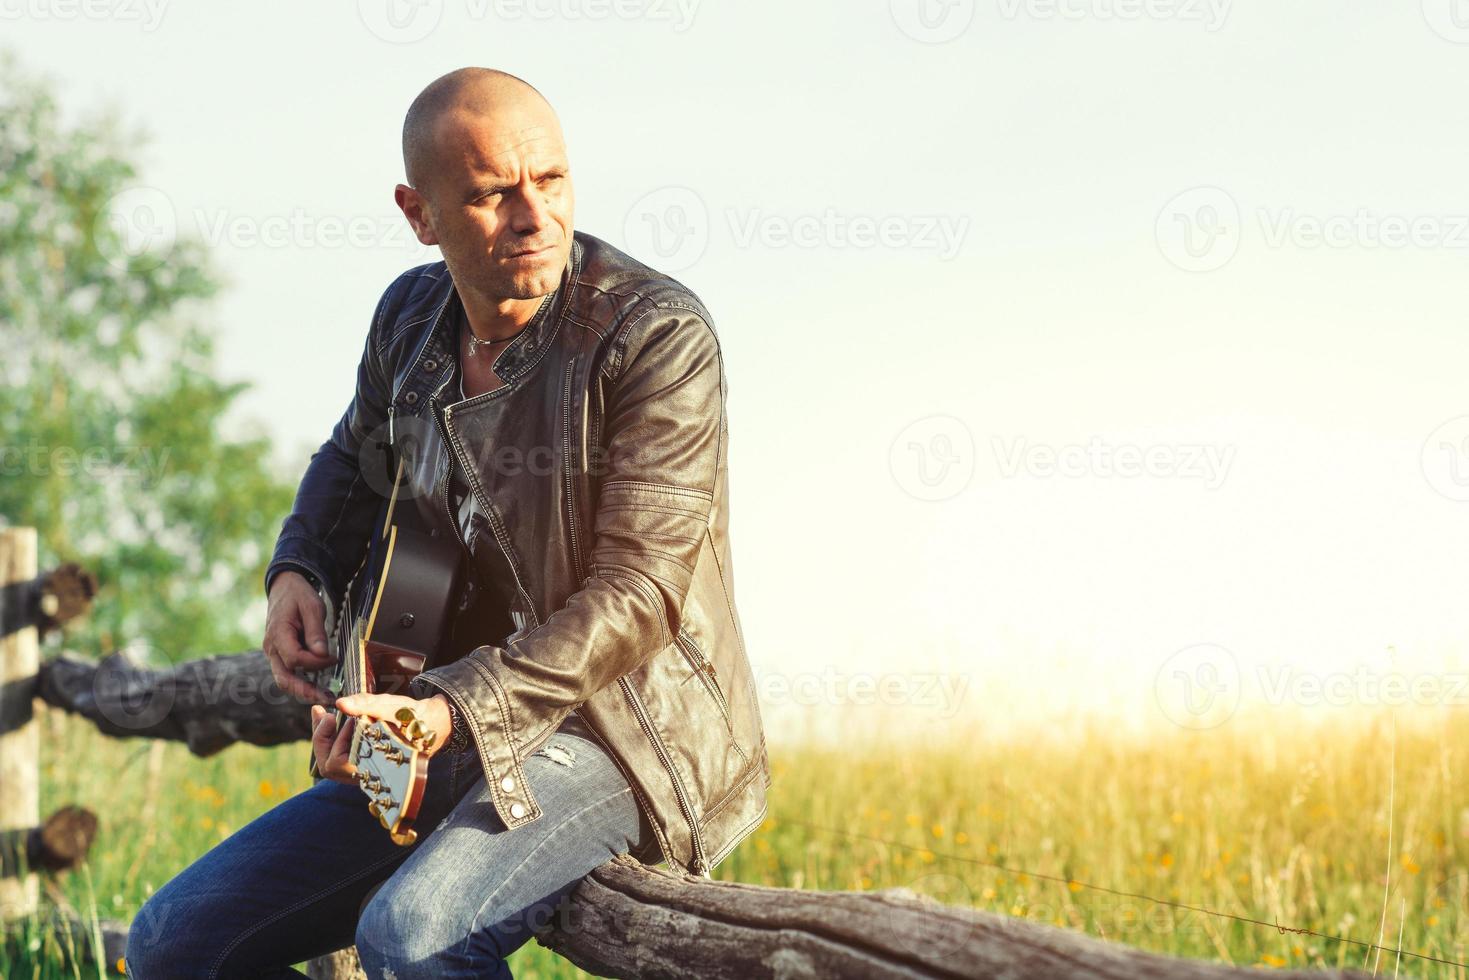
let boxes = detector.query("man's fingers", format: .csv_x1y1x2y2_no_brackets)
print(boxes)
328,714,357,782
299,592,330,656
311,704,335,744
311,705,335,775
333,714,355,757
270,604,335,670
263,612,335,706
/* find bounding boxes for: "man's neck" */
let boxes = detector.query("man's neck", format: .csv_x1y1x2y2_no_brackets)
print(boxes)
460,288,548,343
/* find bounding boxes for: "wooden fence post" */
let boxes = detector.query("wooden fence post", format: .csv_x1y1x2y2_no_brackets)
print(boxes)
0,527,40,922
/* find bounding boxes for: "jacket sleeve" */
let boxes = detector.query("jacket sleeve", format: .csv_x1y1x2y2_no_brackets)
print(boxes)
410,304,724,830
263,281,398,603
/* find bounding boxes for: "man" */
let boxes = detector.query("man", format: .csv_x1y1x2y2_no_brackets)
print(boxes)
124,67,769,979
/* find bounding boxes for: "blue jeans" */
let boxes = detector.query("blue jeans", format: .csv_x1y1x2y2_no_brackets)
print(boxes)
124,728,653,979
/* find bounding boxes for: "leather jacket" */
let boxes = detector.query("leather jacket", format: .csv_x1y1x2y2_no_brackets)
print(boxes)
264,231,770,876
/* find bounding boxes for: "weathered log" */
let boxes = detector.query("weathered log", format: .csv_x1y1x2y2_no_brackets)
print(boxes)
48,856,1382,980
0,805,99,876
536,854,1372,980
0,561,97,640
36,649,315,756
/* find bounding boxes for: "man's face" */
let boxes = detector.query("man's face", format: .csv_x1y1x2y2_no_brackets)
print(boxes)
409,107,574,301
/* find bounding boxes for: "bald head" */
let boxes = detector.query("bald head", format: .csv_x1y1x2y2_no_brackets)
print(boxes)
401,68,558,195
393,67,574,309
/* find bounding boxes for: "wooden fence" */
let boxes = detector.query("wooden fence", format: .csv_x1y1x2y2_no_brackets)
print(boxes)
0,528,1373,979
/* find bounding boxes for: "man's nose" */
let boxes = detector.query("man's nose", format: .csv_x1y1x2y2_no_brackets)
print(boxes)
509,183,553,235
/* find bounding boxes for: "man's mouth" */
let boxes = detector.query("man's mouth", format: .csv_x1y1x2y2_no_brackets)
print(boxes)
507,244,552,258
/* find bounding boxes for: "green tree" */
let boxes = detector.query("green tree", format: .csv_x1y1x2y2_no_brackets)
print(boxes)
0,52,295,661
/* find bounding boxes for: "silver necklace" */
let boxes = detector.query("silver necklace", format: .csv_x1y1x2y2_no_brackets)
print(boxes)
464,330,519,356
462,294,547,356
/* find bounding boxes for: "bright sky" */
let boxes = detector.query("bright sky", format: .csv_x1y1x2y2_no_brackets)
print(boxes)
12,0,1469,742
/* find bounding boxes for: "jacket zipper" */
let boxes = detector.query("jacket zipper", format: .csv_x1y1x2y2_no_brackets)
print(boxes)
675,629,733,736
440,389,542,632
428,375,461,562
429,355,710,876
620,676,709,876
561,357,585,584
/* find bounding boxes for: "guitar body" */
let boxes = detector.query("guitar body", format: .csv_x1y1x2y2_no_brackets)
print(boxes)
310,468,465,846
356,523,464,698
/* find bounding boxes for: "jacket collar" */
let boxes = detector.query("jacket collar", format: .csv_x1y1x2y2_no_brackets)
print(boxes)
444,233,583,383
393,234,585,419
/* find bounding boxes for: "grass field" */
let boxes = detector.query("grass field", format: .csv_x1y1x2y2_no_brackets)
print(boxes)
6,704,1469,978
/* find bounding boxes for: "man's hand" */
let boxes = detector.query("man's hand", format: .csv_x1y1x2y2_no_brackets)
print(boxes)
310,703,359,785
336,691,454,759
264,569,336,706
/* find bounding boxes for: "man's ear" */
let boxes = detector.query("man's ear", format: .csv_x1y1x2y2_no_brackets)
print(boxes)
395,184,439,247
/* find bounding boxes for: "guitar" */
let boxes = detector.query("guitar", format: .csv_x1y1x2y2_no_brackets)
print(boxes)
309,459,465,845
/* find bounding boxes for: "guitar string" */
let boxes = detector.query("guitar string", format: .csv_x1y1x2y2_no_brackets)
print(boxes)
776,815,1469,971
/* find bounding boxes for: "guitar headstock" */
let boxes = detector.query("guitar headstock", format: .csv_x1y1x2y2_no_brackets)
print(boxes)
351,707,438,845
